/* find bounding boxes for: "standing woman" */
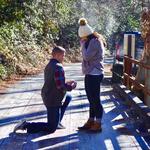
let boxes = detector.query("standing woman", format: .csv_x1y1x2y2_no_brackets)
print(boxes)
78,18,106,132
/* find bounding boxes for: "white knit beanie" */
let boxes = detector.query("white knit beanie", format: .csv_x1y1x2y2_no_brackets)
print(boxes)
78,18,94,38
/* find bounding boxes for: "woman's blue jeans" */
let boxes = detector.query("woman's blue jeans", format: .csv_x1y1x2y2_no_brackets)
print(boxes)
85,74,103,119
25,94,72,133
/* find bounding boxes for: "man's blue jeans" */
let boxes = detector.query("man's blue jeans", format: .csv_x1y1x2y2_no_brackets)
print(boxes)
25,94,72,133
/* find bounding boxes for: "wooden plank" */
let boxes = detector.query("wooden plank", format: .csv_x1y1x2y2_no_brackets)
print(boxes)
124,73,150,96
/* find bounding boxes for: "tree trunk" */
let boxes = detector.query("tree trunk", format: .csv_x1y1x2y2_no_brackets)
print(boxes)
134,9,150,106
135,55,150,106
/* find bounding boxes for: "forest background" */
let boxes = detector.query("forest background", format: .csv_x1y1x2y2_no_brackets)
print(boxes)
0,0,144,80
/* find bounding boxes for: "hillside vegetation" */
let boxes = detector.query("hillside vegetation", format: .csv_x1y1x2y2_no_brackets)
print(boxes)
0,0,143,80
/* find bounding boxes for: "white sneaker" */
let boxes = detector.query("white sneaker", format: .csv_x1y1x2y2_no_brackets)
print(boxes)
13,120,27,132
57,123,66,129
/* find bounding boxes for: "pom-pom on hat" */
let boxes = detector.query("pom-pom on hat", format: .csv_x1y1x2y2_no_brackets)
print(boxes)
78,18,94,38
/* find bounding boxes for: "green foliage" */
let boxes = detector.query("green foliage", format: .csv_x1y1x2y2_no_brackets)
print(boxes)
0,0,31,25
0,0,144,79
0,64,7,79
128,15,140,29
114,0,142,32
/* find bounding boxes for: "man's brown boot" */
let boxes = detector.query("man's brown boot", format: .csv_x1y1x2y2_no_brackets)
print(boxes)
78,120,94,130
89,121,102,132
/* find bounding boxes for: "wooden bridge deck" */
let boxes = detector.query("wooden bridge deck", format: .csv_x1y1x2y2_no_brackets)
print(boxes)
0,63,150,150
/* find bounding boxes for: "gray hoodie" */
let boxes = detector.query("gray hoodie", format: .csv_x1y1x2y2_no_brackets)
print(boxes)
81,38,105,75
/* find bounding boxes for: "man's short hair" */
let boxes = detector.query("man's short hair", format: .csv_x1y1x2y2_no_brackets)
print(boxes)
52,46,66,54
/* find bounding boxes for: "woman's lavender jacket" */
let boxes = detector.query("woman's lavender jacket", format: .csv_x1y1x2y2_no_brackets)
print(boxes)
81,38,105,75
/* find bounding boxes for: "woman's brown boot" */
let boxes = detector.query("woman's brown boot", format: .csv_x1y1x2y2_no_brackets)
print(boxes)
89,122,102,132
78,120,94,130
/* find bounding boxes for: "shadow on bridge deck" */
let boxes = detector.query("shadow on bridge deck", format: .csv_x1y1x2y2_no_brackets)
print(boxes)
0,63,149,150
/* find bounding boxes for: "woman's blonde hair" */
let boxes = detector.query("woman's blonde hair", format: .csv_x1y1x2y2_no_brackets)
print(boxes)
93,32,107,47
